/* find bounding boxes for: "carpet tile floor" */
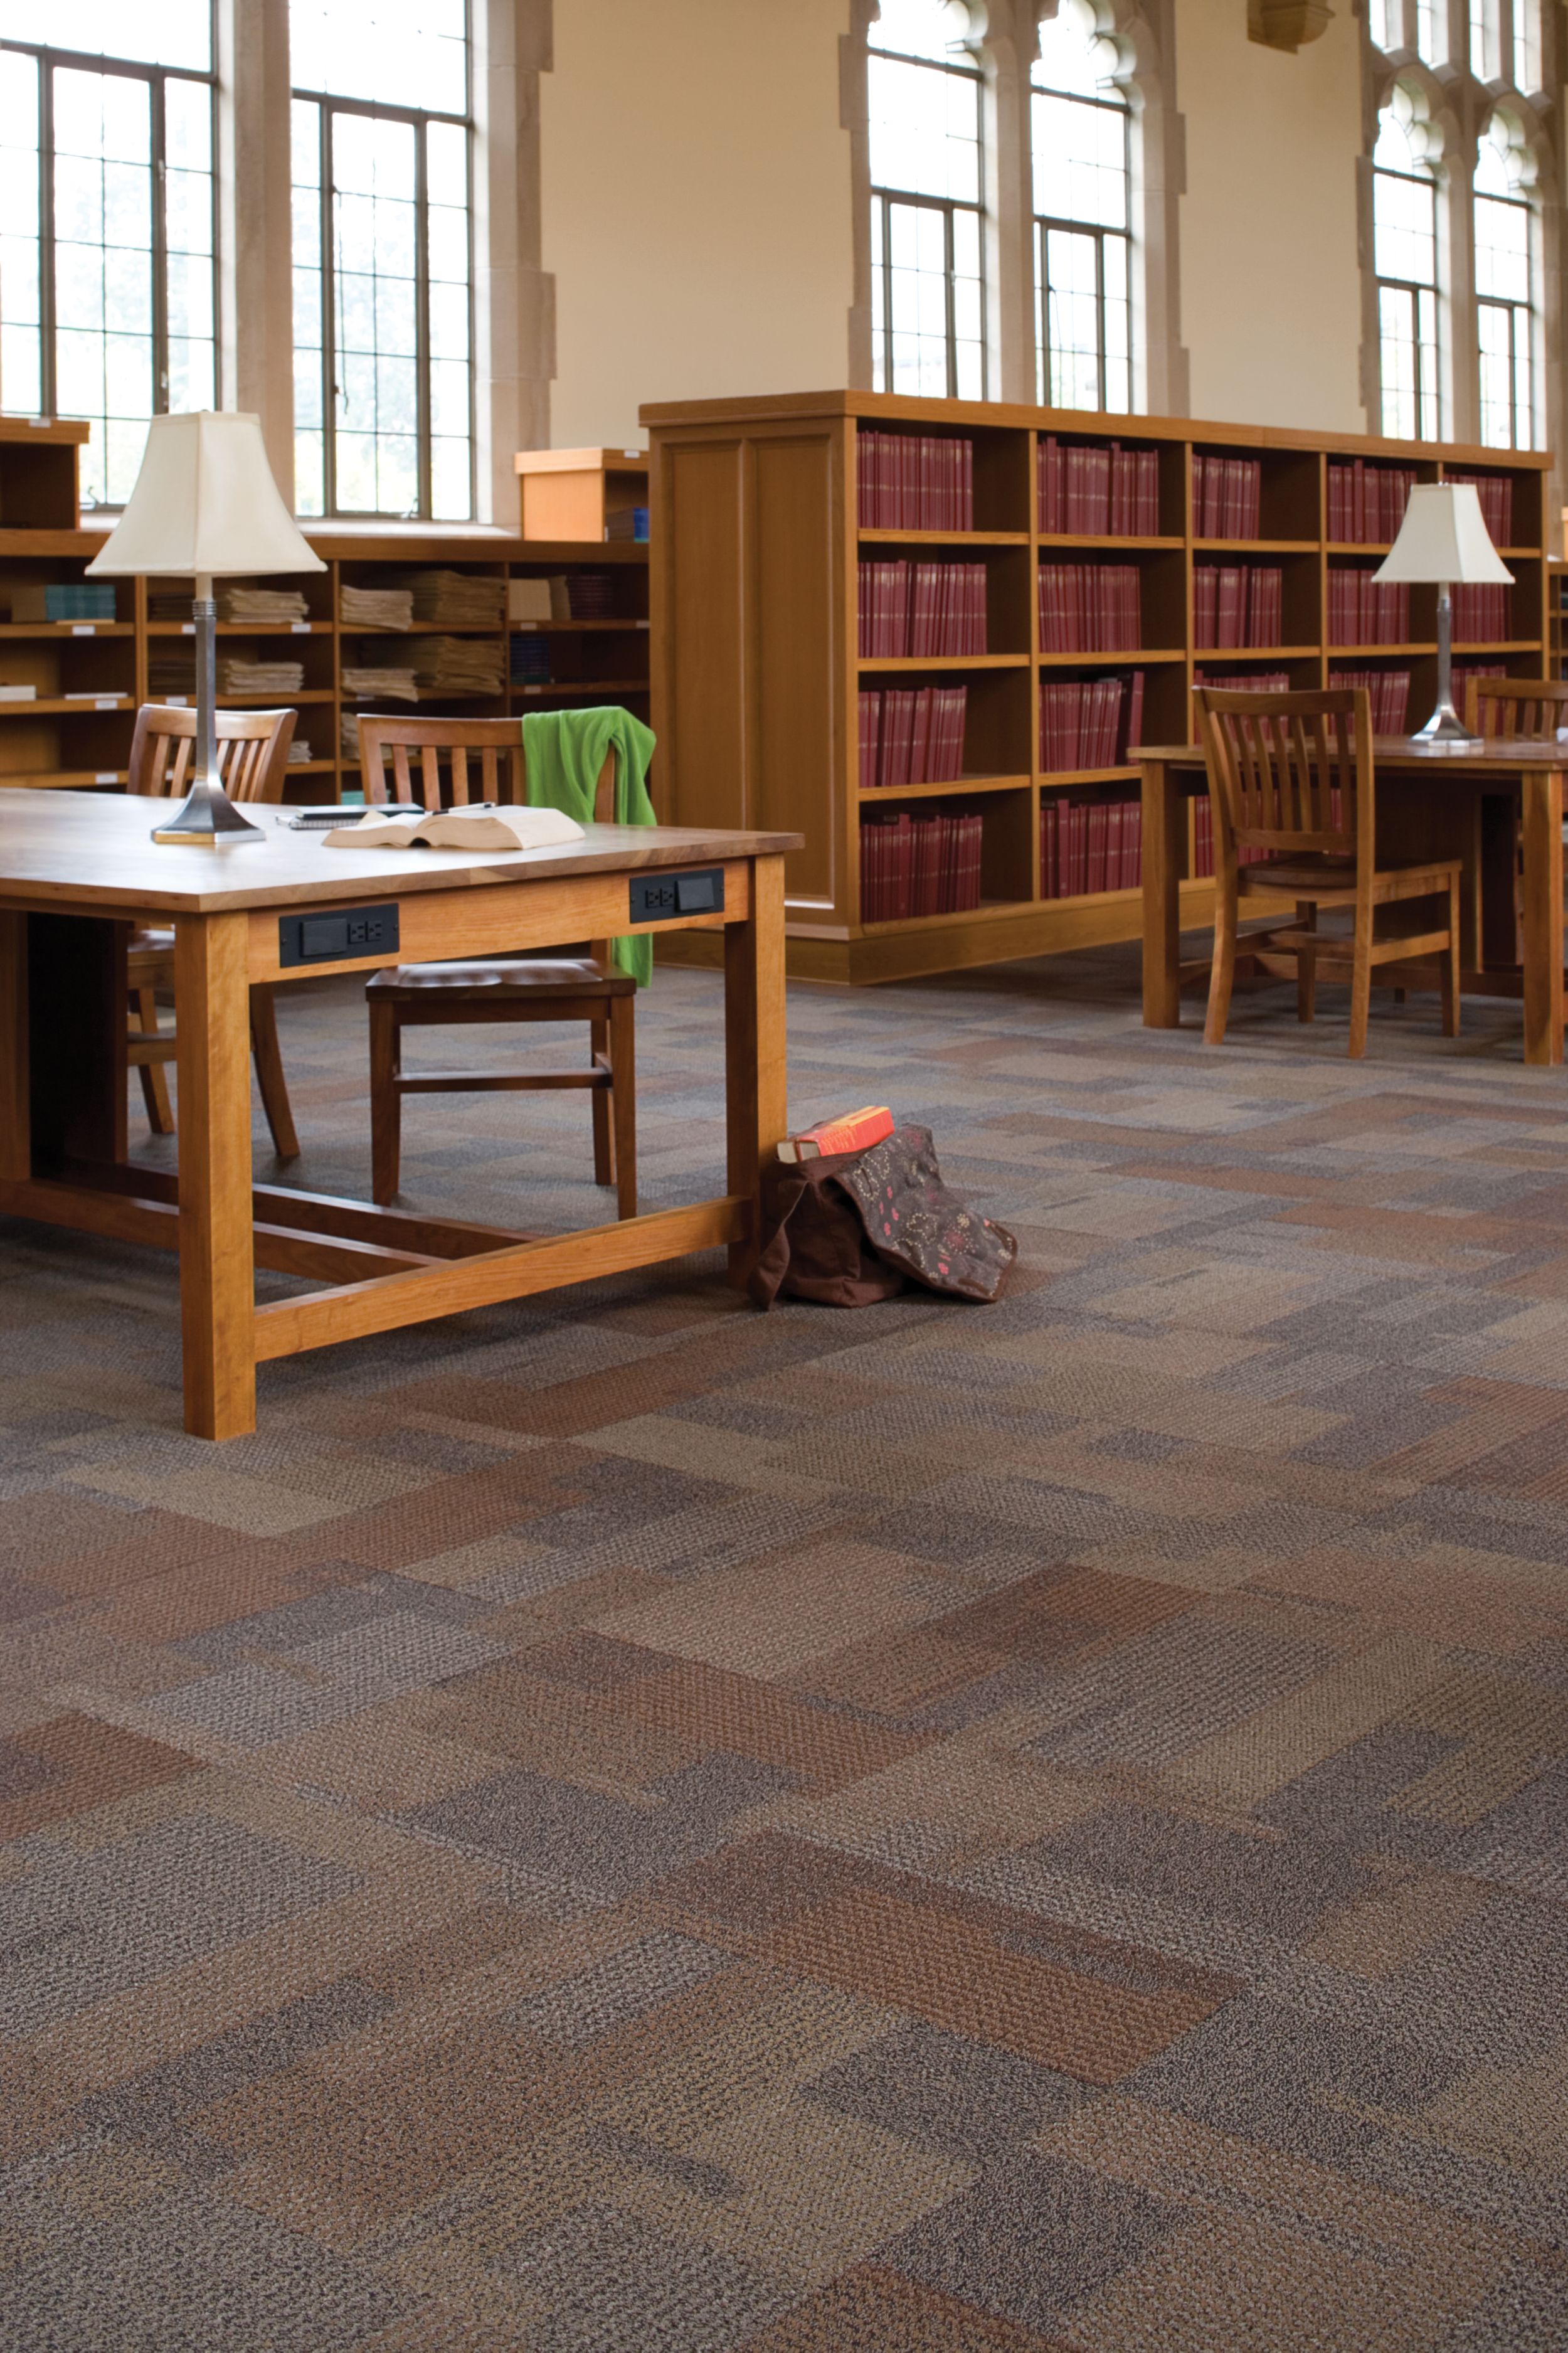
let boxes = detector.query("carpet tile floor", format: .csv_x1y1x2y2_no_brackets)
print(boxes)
1,950,1567,2349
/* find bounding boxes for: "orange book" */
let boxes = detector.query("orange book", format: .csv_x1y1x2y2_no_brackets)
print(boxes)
776,1105,895,1163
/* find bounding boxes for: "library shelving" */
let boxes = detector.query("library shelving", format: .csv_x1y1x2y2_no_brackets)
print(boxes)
640,387,1550,984
0,467,649,800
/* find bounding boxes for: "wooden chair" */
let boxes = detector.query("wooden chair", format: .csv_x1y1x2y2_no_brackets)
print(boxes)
1466,676,1568,742
1197,684,1461,1058
359,714,635,1213
126,704,300,1156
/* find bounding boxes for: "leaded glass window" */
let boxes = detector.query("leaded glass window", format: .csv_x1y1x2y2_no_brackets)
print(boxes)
290,0,473,520
868,0,986,400
1373,92,1441,440
0,4,216,507
1032,0,1130,413
1474,116,1535,449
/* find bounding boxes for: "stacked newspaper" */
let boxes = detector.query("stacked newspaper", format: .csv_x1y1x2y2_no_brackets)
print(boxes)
218,659,304,694
341,583,415,630
344,637,502,701
341,664,419,702
383,569,505,627
219,587,309,624
286,737,313,764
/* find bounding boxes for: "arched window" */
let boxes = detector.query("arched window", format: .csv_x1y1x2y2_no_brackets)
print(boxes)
0,2,216,507
290,0,474,520
867,0,985,400
1031,0,1130,412
1373,88,1441,440
1473,114,1535,449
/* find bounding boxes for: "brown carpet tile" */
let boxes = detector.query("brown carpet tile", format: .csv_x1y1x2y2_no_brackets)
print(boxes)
1,949,1567,2349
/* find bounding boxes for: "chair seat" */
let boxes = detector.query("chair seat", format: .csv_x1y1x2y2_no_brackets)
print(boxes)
366,957,634,1002
1238,855,1461,896
128,925,176,965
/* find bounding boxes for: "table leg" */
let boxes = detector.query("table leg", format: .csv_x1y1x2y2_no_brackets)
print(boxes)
0,913,28,1182
174,911,256,1438
724,852,787,1284
1142,760,1182,1028
1520,768,1564,1068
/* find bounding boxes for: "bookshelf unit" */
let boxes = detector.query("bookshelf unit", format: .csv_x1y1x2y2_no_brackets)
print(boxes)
642,388,1550,983
0,506,648,801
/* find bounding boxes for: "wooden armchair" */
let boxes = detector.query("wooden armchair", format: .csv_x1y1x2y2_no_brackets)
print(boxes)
359,714,635,1213
1197,684,1461,1058
126,704,300,1156
1466,677,1568,741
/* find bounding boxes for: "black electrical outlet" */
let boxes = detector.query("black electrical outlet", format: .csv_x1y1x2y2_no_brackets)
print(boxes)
278,903,401,967
628,868,724,923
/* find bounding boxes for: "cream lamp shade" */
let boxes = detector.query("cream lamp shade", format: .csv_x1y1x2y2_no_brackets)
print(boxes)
1372,481,1512,585
85,410,325,578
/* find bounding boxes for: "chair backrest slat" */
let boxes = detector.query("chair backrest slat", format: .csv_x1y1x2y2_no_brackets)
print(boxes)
352,713,621,824
127,705,296,802
1195,684,1372,876
1467,676,1568,743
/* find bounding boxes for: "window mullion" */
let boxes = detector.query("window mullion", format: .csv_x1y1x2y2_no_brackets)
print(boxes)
415,118,431,521
151,70,168,417
39,58,56,418
321,101,336,521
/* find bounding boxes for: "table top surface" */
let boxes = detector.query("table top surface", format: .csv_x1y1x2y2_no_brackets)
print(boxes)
1135,736,1568,774
0,792,802,915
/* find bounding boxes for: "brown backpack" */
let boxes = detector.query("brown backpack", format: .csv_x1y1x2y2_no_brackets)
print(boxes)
749,1125,1017,1311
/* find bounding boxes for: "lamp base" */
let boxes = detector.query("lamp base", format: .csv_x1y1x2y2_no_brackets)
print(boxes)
1407,700,1481,757
150,775,266,847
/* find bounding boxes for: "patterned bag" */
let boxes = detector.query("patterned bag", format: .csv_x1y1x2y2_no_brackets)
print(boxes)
750,1124,1017,1310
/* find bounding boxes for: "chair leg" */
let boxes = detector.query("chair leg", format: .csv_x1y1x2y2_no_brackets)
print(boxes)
608,993,637,1221
1295,901,1316,1024
369,999,402,1205
1442,872,1461,1038
249,985,300,1161
1348,905,1374,1060
589,1014,615,1187
134,989,175,1134
1204,873,1239,1045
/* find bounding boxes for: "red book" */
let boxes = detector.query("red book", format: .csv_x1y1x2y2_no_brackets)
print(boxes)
908,687,932,785
778,1104,895,1162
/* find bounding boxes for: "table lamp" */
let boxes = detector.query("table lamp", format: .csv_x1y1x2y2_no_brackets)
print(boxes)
86,412,326,844
1372,481,1513,753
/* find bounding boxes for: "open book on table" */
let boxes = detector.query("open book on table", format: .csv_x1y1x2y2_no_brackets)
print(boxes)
324,802,586,851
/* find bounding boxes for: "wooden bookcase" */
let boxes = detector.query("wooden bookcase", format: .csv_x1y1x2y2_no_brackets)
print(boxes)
0,504,648,801
641,388,1550,984
514,447,650,542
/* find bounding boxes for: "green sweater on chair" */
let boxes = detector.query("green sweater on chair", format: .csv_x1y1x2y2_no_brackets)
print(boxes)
521,706,657,985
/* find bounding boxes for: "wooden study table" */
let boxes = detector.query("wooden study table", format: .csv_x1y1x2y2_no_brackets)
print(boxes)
1137,738,1567,1065
0,794,800,1438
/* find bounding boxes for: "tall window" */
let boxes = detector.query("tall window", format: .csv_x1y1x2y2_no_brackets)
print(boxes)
1369,0,1444,61
290,1,473,520
1468,0,1500,78
0,3,216,508
1372,90,1441,440
1473,114,1535,449
867,0,985,400
1513,0,1541,90
1032,0,1130,412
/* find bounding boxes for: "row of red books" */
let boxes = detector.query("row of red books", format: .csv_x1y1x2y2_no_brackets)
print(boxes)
1326,461,1417,546
1194,566,1283,649
858,561,988,658
1041,796,1142,897
1446,471,1513,547
1451,582,1512,641
1327,667,1411,733
1038,564,1143,652
1451,661,1507,716
858,686,968,789
1193,455,1262,541
1326,571,1410,645
857,432,974,532
1194,670,1290,699
1039,670,1146,773
1037,437,1160,537
861,811,983,922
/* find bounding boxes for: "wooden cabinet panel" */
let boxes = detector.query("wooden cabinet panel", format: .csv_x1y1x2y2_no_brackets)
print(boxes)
751,432,839,909
657,439,746,839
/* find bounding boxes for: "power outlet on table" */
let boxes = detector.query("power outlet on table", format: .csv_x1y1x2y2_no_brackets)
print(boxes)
628,869,724,923
277,904,401,967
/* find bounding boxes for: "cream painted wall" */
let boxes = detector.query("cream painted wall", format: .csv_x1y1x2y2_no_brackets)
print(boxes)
540,0,854,449
1177,0,1368,434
